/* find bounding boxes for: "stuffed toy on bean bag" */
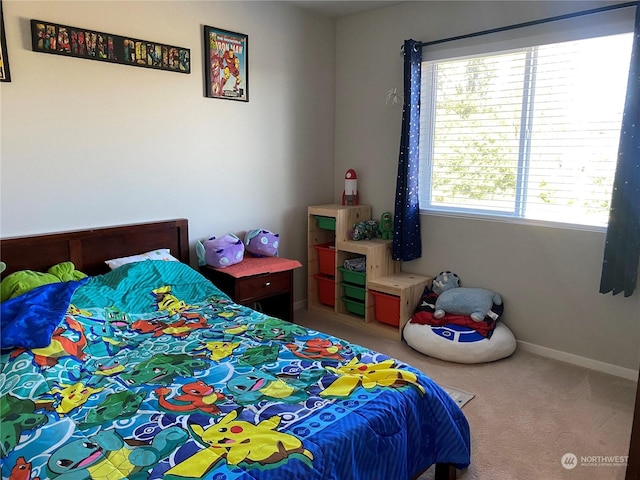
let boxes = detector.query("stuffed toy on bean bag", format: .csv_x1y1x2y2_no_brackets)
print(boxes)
403,273,515,364
432,271,502,322
411,286,502,338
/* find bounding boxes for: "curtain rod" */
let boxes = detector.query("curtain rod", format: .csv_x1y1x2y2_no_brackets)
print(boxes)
417,1,638,48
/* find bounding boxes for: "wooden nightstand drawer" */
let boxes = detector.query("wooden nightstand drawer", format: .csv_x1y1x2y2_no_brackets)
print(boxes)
199,257,301,322
235,270,290,303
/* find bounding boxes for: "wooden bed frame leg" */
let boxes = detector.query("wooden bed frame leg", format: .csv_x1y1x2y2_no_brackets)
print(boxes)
411,463,456,480
434,462,456,480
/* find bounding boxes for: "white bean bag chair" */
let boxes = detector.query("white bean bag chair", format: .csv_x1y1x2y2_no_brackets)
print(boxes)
403,321,516,364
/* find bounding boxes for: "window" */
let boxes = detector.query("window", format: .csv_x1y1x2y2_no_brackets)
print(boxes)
419,33,633,228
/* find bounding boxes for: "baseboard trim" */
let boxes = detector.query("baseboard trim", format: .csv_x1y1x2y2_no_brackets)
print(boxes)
517,340,639,381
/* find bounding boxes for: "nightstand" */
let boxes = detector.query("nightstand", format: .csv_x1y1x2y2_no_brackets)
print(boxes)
200,256,302,322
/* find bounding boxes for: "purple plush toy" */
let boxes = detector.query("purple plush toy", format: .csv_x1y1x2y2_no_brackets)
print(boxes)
196,234,245,268
244,229,279,257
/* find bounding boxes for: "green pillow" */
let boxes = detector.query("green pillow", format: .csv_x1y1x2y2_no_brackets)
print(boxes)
0,270,59,302
48,261,88,282
0,262,88,301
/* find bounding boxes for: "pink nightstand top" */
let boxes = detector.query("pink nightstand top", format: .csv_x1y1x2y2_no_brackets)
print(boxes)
210,256,302,278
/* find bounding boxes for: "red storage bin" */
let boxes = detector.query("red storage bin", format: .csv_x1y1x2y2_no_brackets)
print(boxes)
314,274,335,307
370,290,400,327
313,243,336,276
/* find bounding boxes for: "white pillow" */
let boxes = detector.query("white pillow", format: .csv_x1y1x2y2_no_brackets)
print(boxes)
105,249,179,270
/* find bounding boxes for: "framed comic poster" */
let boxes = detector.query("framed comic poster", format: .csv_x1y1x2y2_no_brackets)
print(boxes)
30,19,190,74
204,25,248,101
0,0,11,82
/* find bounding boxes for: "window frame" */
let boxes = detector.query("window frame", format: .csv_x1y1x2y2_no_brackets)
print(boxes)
418,35,631,232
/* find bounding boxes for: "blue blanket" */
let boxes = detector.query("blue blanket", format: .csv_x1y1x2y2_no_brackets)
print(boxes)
1,278,88,350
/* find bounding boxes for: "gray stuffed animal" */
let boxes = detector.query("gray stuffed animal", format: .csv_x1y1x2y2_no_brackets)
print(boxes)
432,271,502,322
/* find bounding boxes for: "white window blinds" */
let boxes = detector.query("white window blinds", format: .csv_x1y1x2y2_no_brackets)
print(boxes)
419,32,633,227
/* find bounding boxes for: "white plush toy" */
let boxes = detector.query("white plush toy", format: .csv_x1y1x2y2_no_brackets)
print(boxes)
432,271,502,322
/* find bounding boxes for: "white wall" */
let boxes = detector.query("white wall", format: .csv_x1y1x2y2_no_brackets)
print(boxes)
0,1,335,301
334,1,640,372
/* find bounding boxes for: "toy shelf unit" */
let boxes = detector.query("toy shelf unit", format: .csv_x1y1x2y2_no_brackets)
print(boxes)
367,273,431,334
307,204,430,339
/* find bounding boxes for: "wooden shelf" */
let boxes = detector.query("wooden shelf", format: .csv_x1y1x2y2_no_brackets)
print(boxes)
368,273,430,332
308,205,430,339
367,272,430,296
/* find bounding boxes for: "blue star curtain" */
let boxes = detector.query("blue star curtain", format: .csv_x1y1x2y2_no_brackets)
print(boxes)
393,39,422,261
600,5,640,297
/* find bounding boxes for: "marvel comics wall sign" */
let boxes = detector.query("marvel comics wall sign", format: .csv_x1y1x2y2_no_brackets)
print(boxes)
30,19,190,74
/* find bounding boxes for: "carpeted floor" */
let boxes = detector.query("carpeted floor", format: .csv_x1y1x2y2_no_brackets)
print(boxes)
295,308,637,480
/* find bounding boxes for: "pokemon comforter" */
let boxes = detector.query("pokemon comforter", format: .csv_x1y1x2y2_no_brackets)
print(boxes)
0,261,470,480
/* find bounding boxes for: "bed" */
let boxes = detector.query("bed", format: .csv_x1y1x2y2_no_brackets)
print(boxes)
0,219,470,480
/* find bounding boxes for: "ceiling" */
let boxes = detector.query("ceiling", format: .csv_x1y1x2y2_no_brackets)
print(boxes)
287,1,403,18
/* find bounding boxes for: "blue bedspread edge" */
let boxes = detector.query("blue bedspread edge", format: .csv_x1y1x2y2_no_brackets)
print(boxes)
1,278,88,350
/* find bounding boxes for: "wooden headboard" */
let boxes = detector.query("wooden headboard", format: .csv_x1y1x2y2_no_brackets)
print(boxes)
0,219,189,276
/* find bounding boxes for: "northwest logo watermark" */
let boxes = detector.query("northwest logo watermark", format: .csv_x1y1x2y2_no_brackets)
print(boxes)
561,453,577,470
561,453,628,469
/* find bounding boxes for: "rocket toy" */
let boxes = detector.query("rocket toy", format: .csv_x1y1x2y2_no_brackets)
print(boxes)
342,169,359,206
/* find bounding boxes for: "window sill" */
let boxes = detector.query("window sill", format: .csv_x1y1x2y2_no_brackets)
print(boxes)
419,208,607,233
